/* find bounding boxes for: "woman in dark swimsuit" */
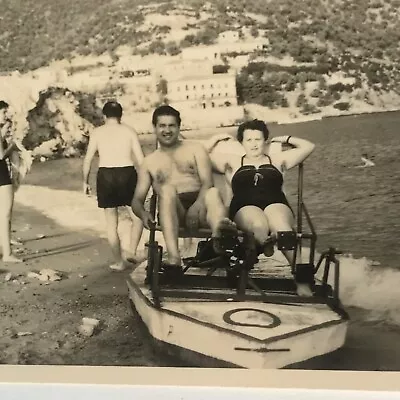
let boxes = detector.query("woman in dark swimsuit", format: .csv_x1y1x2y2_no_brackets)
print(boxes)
218,120,315,295
0,100,22,263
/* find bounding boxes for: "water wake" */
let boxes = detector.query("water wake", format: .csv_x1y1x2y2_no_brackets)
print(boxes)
15,185,400,326
331,254,400,325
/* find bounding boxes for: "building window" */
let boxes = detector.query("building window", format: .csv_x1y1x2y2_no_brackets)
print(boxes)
193,85,196,90
177,87,180,92
210,84,213,88
211,93,214,97
201,84,205,89
186,95,189,100
211,102,215,108
186,85,188,90
218,93,221,96
202,94,205,99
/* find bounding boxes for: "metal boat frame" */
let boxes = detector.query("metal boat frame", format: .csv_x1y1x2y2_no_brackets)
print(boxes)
141,162,348,321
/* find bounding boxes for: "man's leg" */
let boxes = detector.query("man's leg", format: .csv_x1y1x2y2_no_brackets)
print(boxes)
158,184,185,266
203,187,237,238
104,207,124,270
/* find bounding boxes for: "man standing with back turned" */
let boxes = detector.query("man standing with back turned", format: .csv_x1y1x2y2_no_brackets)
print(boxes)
131,105,237,275
83,101,145,271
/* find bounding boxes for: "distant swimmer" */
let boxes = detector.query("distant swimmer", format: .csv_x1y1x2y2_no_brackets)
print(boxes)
355,153,375,168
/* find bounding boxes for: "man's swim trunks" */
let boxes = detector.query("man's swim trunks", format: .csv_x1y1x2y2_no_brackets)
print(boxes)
178,191,199,211
96,165,137,208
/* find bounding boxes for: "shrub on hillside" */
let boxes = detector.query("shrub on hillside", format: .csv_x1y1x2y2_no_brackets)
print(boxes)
301,103,321,115
333,102,351,111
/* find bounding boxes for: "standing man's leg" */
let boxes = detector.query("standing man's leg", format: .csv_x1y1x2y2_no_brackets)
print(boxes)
0,183,22,262
127,208,145,262
104,207,125,270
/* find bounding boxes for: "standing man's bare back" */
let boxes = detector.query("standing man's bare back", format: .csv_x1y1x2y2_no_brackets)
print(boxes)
95,122,143,168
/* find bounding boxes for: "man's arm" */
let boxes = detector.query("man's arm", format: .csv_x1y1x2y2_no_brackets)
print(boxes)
193,143,214,202
131,159,154,227
82,131,98,192
130,127,145,166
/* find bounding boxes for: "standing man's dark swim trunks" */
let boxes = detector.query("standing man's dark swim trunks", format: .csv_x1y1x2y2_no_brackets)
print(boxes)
96,165,138,209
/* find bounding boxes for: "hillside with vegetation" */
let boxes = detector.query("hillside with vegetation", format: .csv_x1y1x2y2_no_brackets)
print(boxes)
1,0,400,157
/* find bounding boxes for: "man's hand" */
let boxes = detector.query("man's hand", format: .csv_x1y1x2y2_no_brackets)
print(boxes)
83,183,92,196
185,201,203,232
141,210,156,230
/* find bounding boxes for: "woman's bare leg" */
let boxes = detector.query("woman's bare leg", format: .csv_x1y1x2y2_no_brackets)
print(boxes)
264,204,312,296
234,205,270,245
0,184,22,262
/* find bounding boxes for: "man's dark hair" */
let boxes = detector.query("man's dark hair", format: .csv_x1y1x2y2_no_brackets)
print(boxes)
0,100,9,110
237,119,269,143
102,101,123,120
152,105,181,127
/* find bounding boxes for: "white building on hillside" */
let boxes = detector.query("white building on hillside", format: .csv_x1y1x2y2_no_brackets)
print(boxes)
167,71,237,110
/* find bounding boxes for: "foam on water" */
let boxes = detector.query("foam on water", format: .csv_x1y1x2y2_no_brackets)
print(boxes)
15,185,400,326
331,255,400,325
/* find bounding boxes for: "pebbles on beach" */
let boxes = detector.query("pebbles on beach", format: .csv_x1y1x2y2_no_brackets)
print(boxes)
4,272,13,282
78,317,100,337
26,269,64,282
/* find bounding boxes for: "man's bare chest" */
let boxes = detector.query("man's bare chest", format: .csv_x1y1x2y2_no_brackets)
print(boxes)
150,153,198,184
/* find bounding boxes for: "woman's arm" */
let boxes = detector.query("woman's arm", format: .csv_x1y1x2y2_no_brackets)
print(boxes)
1,140,18,160
271,135,315,171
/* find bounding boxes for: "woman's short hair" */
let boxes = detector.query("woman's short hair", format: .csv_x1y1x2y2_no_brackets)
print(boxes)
237,119,269,142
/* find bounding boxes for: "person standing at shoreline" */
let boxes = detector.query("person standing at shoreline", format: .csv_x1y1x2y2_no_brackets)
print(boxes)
0,100,23,263
82,101,145,271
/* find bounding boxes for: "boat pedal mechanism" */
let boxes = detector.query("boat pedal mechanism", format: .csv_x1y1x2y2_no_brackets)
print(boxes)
276,231,297,251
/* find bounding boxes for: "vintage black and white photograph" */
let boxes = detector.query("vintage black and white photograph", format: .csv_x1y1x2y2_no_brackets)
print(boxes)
0,0,399,372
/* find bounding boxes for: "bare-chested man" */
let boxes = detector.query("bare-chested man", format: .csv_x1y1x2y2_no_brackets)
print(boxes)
131,105,237,274
83,101,145,271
